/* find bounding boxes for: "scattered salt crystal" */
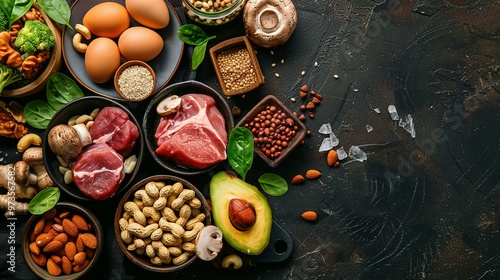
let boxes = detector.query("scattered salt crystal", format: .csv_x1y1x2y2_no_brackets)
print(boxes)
349,145,367,162
366,125,373,132
399,114,416,138
337,147,348,160
318,123,332,134
388,105,399,120
374,108,380,114
329,132,339,147
319,138,333,152
353,88,359,92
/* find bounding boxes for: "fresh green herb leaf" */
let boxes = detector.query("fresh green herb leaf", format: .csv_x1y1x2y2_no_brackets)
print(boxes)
37,0,72,30
227,127,254,180
46,72,83,110
0,0,34,29
28,187,60,215
258,173,288,196
24,100,56,129
177,24,216,70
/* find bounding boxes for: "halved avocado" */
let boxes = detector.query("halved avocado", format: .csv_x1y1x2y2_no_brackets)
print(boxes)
210,171,272,255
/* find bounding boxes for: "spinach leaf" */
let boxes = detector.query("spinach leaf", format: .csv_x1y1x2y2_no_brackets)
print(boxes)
227,127,254,180
177,24,216,70
258,173,288,196
28,187,60,215
37,0,72,30
46,72,83,110
24,100,56,129
0,0,34,29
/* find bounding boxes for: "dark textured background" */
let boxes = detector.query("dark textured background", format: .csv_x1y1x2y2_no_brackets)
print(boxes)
1,0,499,279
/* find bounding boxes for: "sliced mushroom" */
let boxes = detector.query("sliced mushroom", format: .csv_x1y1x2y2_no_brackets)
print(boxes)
195,225,223,261
156,95,182,116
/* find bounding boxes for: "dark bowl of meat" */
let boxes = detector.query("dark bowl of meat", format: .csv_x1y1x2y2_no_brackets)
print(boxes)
42,96,144,201
143,80,234,176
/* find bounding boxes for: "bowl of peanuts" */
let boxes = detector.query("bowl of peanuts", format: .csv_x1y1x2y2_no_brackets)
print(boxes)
22,202,104,279
236,95,307,167
181,0,246,25
114,175,212,273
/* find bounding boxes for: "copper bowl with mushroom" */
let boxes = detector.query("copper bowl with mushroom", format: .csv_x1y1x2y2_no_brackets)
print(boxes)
114,175,215,273
42,96,144,201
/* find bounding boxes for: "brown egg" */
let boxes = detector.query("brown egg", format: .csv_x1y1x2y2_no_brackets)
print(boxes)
118,27,164,62
125,0,170,29
85,38,121,84
83,2,130,38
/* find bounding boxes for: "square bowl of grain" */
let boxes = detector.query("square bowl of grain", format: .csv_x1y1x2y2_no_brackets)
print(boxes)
209,36,264,96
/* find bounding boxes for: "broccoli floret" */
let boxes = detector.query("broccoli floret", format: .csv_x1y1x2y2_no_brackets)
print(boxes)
0,64,23,94
0,9,8,31
14,20,55,55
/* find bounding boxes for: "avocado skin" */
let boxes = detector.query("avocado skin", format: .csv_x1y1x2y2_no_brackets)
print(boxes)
210,171,272,255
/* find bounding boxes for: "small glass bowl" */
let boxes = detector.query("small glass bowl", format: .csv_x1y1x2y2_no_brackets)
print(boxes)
114,60,156,102
181,0,246,26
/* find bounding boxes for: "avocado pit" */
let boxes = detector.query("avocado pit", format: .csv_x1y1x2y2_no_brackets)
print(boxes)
228,198,256,231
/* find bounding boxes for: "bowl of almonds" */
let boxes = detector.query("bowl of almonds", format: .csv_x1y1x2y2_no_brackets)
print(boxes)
114,175,213,273
22,202,103,279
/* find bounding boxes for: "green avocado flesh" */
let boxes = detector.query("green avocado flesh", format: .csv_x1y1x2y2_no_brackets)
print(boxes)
210,171,272,255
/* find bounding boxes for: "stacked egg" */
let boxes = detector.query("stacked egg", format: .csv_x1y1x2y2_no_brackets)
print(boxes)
81,0,169,84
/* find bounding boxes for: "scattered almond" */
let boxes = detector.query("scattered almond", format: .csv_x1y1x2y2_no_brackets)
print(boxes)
305,169,321,179
291,174,305,185
327,150,338,166
47,258,62,276
301,211,317,222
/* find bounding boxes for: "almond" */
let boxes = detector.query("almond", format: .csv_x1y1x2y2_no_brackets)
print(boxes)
42,220,54,233
73,251,87,265
42,208,57,220
291,174,305,185
43,240,63,253
29,242,40,255
35,233,53,247
76,234,85,252
62,219,79,238
46,258,62,277
53,232,69,245
52,223,64,233
73,259,89,273
305,169,321,179
64,242,77,261
61,256,72,275
79,233,97,249
50,255,62,265
33,218,45,236
301,211,317,222
327,150,338,166
72,214,90,231
31,252,47,266
85,247,96,259
59,210,71,219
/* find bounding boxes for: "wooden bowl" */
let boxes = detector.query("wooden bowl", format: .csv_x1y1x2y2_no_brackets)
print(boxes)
114,60,156,102
1,2,63,97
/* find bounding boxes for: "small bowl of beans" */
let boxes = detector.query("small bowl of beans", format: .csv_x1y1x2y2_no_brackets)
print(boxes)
181,0,246,25
209,36,265,96
114,60,156,102
236,95,307,167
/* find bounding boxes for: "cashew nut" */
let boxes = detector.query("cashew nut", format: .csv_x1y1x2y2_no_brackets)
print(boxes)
222,254,243,269
72,33,87,53
75,24,91,40
17,133,42,152
124,155,137,174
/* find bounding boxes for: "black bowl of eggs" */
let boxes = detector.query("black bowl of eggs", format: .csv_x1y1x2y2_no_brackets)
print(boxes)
143,80,235,177
42,96,144,201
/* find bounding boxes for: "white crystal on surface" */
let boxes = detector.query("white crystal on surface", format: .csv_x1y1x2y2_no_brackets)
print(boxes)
349,145,367,162
319,138,333,152
374,108,380,114
366,125,373,132
318,123,332,134
399,114,416,138
329,132,339,147
337,147,348,160
388,105,399,120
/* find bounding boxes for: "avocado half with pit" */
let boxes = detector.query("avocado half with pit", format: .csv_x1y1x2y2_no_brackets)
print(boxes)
210,171,272,255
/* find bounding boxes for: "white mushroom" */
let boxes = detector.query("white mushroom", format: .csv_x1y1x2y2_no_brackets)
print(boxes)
47,124,92,163
195,225,223,261
22,147,54,190
243,0,298,48
156,95,182,116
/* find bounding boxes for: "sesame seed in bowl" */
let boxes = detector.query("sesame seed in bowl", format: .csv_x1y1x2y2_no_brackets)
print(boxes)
114,60,156,101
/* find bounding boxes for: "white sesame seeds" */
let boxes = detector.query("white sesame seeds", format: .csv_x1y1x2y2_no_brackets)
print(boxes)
117,65,154,101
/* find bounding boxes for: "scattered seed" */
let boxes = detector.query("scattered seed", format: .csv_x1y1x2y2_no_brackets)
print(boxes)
271,63,276,67
275,73,280,78
333,74,339,79
290,97,296,102
314,61,318,67
270,50,274,55
280,59,285,64
301,71,306,76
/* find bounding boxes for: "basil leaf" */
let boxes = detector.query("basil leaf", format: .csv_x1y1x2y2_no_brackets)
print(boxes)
0,0,34,28
177,24,209,45
24,100,56,129
28,187,60,215
258,173,288,196
37,0,72,29
46,72,83,110
227,127,254,180
192,43,207,70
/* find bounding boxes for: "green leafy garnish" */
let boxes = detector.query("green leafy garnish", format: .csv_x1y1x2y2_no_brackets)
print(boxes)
28,187,60,215
37,0,72,30
177,24,216,70
227,127,254,180
258,173,288,196
0,0,34,29
23,100,56,129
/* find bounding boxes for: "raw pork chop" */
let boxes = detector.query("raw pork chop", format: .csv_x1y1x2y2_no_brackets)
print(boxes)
155,93,227,169
72,143,124,200
90,106,139,156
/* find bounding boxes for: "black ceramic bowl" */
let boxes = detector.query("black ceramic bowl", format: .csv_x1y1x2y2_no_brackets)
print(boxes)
42,96,144,201
22,202,104,279
143,80,234,176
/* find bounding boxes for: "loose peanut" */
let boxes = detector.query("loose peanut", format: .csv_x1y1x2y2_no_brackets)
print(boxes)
124,201,147,226
127,223,158,239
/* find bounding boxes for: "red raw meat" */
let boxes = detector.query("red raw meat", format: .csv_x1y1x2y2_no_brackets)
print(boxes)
72,143,124,200
154,93,227,169
90,106,139,156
